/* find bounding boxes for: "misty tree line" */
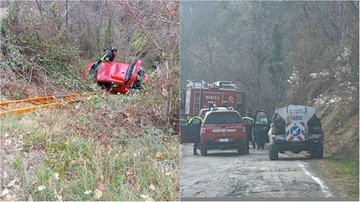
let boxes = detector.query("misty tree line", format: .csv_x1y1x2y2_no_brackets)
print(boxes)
180,1,359,115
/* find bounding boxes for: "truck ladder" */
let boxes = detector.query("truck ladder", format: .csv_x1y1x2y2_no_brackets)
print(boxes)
0,93,95,116
193,81,202,116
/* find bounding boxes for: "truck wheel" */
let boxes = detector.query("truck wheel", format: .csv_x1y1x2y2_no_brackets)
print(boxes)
269,146,278,160
311,149,323,159
200,147,207,156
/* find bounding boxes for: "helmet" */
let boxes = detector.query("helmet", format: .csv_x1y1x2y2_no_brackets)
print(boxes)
112,47,117,52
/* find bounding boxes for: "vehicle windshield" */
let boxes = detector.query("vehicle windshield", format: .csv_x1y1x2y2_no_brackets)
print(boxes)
204,112,242,124
272,113,285,124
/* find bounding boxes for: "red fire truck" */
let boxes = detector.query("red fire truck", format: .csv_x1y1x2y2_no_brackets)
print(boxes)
183,80,246,117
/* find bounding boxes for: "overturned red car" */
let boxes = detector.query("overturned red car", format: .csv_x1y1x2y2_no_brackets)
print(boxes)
81,59,149,94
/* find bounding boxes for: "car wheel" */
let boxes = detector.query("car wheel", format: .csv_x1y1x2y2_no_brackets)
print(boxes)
310,149,323,159
269,146,278,160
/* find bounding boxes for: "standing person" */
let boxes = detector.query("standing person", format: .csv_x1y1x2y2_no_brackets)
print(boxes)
245,109,255,143
89,47,118,75
243,116,254,154
188,115,203,155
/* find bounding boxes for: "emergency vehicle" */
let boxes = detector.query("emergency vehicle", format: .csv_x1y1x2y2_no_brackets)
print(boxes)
266,105,324,160
183,80,246,117
198,107,247,156
180,80,246,144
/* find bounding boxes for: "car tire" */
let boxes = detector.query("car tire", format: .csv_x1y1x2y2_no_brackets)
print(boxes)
310,148,323,159
200,147,207,156
269,146,278,160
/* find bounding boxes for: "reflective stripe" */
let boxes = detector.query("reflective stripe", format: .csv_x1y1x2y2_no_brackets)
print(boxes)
101,50,110,61
188,116,203,123
243,116,254,122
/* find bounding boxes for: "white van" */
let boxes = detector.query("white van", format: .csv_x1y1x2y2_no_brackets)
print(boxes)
267,105,324,160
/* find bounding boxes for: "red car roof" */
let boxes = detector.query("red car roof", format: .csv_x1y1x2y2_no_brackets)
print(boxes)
96,62,128,84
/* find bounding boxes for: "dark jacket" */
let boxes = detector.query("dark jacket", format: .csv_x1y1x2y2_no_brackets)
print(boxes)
101,48,116,62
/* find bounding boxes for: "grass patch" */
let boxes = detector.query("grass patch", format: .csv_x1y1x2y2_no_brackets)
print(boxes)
0,94,179,201
330,159,359,179
312,158,359,198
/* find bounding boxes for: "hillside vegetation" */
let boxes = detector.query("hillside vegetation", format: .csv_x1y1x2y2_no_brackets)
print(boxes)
0,1,180,201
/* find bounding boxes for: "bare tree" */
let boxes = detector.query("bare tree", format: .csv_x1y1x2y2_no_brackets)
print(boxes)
112,0,180,127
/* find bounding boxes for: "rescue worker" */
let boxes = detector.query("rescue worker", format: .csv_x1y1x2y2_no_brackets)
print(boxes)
188,115,203,155
243,116,254,154
130,66,145,90
89,47,118,75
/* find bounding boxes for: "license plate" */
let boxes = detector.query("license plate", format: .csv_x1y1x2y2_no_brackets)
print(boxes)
292,116,303,120
219,138,229,142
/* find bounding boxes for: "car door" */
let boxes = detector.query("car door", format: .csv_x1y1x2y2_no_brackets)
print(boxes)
252,110,271,146
180,117,201,143
124,59,141,85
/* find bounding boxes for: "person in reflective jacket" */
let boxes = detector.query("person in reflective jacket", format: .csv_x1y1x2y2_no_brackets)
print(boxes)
188,116,203,155
89,47,118,76
243,116,254,154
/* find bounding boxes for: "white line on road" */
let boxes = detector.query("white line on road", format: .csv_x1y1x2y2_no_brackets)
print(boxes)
298,162,334,197
278,153,333,197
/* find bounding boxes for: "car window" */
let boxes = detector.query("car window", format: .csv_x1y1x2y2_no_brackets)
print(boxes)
255,111,268,124
204,112,242,124
308,114,321,126
272,113,285,123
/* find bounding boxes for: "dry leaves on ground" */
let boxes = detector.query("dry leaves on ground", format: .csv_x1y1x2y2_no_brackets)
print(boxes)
140,194,154,201
124,167,136,184
149,184,156,191
155,151,163,159
93,189,102,199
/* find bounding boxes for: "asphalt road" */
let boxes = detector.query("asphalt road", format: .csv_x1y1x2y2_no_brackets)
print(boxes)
180,143,337,199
